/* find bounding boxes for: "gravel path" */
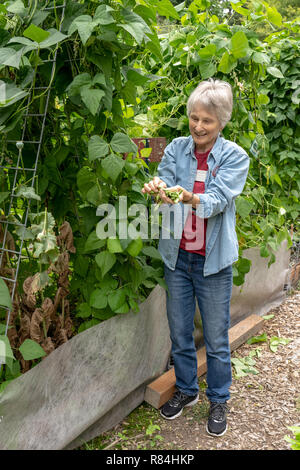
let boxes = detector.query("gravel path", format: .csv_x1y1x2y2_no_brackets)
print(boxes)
84,288,300,451
157,290,300,450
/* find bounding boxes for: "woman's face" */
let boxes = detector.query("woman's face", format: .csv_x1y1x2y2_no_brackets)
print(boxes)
189,104,223,153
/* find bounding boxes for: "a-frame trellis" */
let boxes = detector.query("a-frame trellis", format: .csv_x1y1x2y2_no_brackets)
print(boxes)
0,1,66,368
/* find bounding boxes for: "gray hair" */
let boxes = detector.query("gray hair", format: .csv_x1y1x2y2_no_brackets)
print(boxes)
187,78,233,129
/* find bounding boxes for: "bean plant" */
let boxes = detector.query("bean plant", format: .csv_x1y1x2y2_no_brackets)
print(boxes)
0,0,299,387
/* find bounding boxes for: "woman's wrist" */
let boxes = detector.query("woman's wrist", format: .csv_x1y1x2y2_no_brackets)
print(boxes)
192,194,200,209
183,192,194,204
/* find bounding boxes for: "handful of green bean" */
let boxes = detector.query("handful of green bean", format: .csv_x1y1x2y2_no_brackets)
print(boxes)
149,187,183,206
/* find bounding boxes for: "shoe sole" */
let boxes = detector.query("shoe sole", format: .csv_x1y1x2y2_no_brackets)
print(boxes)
205,423,228,437
160,394,199,420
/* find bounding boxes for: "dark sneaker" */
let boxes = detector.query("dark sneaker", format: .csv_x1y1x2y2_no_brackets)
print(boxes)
206,402,228,436
160,390,199,420
167,354,174,370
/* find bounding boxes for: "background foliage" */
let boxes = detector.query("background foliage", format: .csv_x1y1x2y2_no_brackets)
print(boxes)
0,0,299,387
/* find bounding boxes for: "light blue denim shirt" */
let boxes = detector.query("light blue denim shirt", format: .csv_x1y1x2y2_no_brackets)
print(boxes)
157,132,250,276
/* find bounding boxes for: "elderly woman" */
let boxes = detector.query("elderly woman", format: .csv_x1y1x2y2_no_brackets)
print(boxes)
142,78,249,437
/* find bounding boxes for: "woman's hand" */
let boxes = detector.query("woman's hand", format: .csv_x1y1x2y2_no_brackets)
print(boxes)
159,185,194,204
142,180,196,205
142,177,167,195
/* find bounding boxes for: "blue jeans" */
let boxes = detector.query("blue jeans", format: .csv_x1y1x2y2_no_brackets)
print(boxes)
164,248,233,403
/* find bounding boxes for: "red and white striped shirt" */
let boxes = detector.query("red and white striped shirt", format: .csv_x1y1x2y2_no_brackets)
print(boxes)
179,147,211,255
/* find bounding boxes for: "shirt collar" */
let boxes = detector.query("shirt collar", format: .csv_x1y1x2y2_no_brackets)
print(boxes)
186,132,223,164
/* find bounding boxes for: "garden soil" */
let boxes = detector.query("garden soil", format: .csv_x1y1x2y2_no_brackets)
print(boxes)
89,288,300,451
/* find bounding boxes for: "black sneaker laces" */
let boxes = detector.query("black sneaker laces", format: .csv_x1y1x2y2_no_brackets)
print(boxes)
210,402,228,422
169,390,187,407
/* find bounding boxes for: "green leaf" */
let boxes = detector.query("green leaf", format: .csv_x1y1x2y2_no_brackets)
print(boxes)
262,314,274,320
78,319,100,333
83,231,106,253
101,153,125,182
75,303,92,319
126,68,149,86
23,24,50,43
107,237,123,253
291,88,300,105
92,309,115,321
121,80,137,104
0,379,14,393
90,289,108,309
0,278,12,309
155,0,180,20
19,339,46,360
108,289,126,311
142,279,156,288
5,357,21,378
15,185,41,201
276,229,287,245
7,0,27,17
237,257,252,274
0,335,15,362
141,246,162,260
31,9,49,26
247,333,268,345
95,251,116,277
0,81,28,107
232,265,238,277
0,191,9,204
39,28,68,49
68,15,94,45
99,276,118,293
77,167,96,197
198,44,217,58
118,8,151,45
273,173,282,188
233,273,245,286
260,245,270,258
8,36,37,47
67,73,91,96
127,237,143,257
86,185,102,206
198,58,217,79
230,31,249,59
257,94,270,105
144,31,163,61
125,161,139,176
252,52,270,65
74,255,89,278
91,73,106,87
236,196,255,218
110,132,138,154
0,324,12,335
94,4,115,25
266,6,282,27
269,336,291,352
267,67,284,78
218,51,237,74
88,135,109,161
80,87,105,116
114,302,130,314
231,356,259,378
231,3,249,15
155,277,168,290
0,47,25,69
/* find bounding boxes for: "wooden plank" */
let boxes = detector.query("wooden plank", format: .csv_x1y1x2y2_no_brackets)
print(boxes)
144,313,264,409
